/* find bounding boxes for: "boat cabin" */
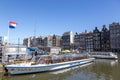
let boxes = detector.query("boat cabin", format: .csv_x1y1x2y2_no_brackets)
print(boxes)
2,45,27,63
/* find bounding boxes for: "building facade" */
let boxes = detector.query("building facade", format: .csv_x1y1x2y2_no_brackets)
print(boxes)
85,32,93,52
52,34,61,47
74,32,80,50
47,35,53,47
101,25,110,51
0,45,5,62
23,22,120,53
109,22,120,52
74,32,86,51
38,36,45,47
93,27,101,51
0,36,8,45
23,38,28,47
61,31,73,50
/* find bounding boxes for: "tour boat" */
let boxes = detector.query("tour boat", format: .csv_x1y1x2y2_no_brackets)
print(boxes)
3,53,94,75
89,52,118,59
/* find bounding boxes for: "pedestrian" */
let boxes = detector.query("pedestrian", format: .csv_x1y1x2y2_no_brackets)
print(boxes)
35,51,38,61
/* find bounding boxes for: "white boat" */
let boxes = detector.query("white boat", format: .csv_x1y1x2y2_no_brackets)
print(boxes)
3,53,94,75
89,52,118,59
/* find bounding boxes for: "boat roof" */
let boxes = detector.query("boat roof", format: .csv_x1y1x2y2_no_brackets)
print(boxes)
4,52,27,56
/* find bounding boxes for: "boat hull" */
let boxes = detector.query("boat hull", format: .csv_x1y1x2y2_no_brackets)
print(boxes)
92,55,118,59
5,58,94,75
89,52,118,59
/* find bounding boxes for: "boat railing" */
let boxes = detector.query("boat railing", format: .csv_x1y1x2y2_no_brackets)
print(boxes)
89,52,118,58
90,52,111,55
30,56,35,62
109,52,118,57
3,56,26,65
31,53,91,64
5,53,91,65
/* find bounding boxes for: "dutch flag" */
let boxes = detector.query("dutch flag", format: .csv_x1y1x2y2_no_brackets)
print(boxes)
9,21,17,29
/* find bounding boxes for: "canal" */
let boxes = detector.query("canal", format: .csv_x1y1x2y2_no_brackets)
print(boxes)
0,55,120,80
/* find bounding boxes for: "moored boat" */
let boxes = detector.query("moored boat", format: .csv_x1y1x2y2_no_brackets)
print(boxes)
89,52,118,59
3,53,94,75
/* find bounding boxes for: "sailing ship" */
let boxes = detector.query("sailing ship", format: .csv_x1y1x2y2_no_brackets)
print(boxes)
3,52,94,75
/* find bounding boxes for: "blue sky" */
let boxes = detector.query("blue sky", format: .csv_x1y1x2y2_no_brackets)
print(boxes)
0,0,120,43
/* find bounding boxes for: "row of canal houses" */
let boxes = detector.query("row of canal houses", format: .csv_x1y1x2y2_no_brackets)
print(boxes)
74,25,110,52
23,22,120,53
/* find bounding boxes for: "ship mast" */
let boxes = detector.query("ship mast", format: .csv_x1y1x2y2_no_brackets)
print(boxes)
34,19,37,38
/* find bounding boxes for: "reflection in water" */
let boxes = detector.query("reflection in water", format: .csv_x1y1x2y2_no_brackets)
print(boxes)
49,63,93,75
94,59,118,66
91,59,119,80
94,58,119,77
1,58,120,80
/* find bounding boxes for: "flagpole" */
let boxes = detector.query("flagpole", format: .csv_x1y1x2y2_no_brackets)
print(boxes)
8,21,17,45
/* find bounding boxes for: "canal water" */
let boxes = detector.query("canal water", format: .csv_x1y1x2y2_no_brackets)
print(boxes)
0,55,120,80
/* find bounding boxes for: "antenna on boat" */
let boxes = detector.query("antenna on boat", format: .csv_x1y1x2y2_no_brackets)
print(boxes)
34,19,37,38
18,38,20,53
